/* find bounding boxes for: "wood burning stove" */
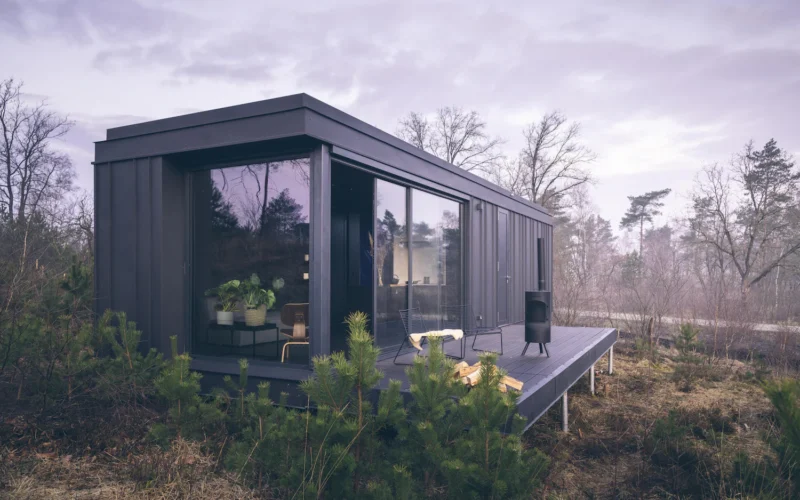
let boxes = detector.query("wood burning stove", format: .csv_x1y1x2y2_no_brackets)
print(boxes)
522,238,551,357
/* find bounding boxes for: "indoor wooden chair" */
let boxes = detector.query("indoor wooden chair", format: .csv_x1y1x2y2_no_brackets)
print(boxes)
280,303,310,362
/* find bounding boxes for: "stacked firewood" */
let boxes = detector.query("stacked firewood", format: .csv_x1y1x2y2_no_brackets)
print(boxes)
452,361,523,393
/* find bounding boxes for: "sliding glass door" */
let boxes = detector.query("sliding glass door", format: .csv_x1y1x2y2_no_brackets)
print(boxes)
411,189,462,330
374,179,463,349
375,180,408,348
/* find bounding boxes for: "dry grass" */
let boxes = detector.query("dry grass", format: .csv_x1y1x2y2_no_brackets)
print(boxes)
1,340,786,499
526,340,781,499
1,439,258,499
0,399,262,499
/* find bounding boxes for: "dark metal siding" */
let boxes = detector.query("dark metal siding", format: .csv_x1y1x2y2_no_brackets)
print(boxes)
135,159,152,347
305,112,547,221
111,160,137,323
309,145,332,358
94,95,555,371
93,156,185,353
96,110,307,164
95,163,112,318
160,159,186,352
96,95,550,225
468,198,552,328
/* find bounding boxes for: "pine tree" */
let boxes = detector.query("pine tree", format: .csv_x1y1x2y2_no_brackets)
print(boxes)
225,311,402,497
620,188,671,258
674,323,701,358
223,380,314,495
96,310,163,403
220,358,250,428
764,379,800,495
444,353,548,498
150,336,224,443
300,311,393,495
404,337,466,495
214,312,549,497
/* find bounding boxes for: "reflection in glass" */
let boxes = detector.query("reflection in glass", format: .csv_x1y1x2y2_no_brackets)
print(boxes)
192,159,310,362
375,180,408,348
411,189,462,330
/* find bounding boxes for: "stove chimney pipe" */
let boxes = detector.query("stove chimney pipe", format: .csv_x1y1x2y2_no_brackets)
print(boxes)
537,237,546,291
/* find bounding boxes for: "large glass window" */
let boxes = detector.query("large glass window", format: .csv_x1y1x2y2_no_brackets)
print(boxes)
192,159,310,363
375,182,464,348
375,180,408,349
411,189,463,330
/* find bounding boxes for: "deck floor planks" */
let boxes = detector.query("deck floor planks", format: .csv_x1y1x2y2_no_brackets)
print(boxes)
377,324,617,428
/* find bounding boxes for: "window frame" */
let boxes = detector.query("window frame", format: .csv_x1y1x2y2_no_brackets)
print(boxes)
186,152,313,364
333,157,467,353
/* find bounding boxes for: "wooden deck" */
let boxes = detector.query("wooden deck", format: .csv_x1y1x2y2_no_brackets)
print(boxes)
377,324,617,429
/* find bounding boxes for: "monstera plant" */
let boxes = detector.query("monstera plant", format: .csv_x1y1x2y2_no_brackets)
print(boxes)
241,274,277,326
205,279,241,325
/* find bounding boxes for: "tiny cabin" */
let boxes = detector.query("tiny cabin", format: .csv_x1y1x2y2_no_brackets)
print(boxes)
94,95,615,427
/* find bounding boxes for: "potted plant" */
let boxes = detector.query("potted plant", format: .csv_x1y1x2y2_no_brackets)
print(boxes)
241,274,278,326
205,279,241,325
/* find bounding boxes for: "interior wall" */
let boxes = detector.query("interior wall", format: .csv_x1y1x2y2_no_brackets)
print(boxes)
330,163,374,353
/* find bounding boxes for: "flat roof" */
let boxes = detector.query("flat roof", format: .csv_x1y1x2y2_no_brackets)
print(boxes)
96,93,551,222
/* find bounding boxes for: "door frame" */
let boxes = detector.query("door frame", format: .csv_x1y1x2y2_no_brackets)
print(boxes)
497,208,510,325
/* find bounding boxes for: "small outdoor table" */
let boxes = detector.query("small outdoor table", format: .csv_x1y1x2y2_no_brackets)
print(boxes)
206,321,280,358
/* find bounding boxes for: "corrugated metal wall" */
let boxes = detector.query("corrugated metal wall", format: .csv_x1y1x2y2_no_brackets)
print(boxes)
94,157,185,353
469,197,552,328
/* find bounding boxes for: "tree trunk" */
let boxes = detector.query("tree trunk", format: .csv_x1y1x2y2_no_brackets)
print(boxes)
259,166,270,235
638,218,644,259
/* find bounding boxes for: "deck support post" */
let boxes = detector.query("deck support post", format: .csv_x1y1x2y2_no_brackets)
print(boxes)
608,346,614,375
589,363,595,395
561,391,569,433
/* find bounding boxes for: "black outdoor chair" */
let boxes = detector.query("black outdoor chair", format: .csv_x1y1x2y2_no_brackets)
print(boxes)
443,304,503,355
393,307,465,365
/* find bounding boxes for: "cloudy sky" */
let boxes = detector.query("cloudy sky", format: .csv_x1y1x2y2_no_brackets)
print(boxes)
3,0,798,230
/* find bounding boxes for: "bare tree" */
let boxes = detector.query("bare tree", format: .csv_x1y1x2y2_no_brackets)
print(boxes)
0,78,75,224
397,107,503,173
613,224,690,344
74,194,94,258
685,216,731,355
495,111,595,211
689,140,800,294
553,186,618,325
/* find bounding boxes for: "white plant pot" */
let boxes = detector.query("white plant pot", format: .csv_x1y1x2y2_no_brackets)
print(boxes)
217,310,234,325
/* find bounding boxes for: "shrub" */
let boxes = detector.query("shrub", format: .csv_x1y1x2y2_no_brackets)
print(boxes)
215,312,547,498
222,312,406,497
634,337,660,362
764,379,800,496
1,261,165,411
724,379,800,498
674,323,701,356
646,410,696,468
150,336,225,443
95,310,164,403
442,352,549,498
